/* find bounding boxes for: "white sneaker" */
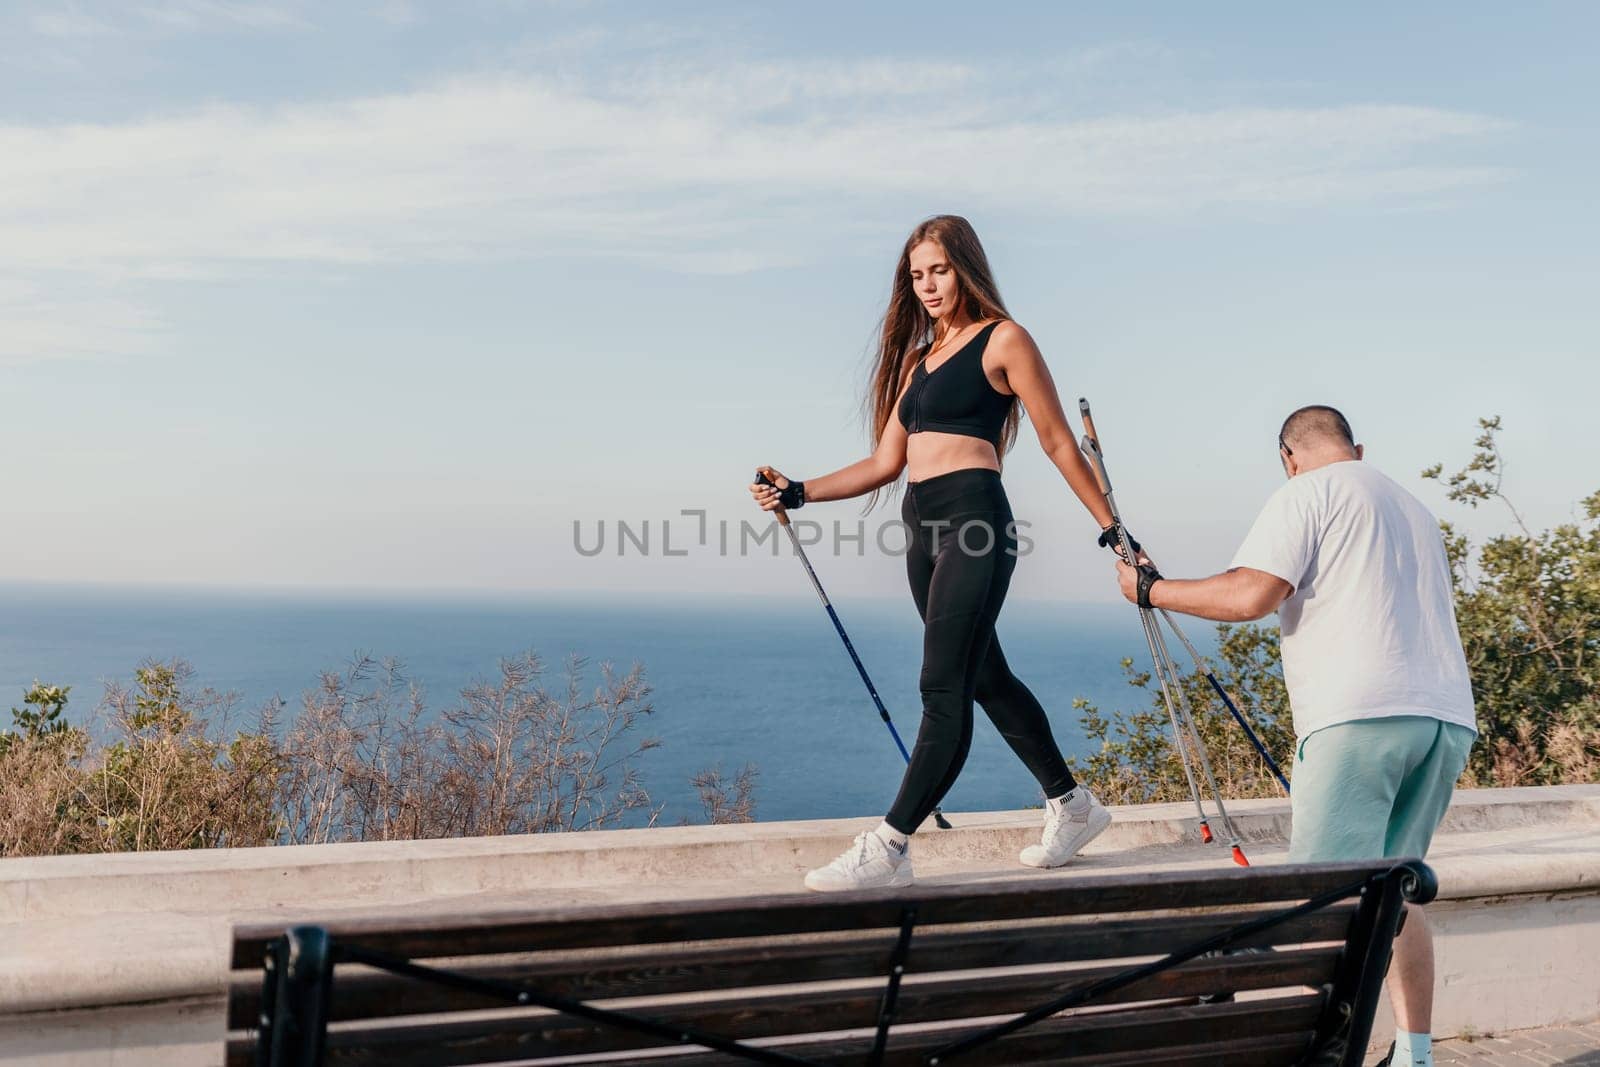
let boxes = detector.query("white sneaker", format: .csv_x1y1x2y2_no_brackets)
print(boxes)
804,830,914,892
1020,788,1112,868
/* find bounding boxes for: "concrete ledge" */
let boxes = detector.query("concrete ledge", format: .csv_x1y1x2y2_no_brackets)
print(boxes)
5,785,1594,923
2,785,1597,1064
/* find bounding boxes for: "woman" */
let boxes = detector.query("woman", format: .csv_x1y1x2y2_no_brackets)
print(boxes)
750,215,1129,891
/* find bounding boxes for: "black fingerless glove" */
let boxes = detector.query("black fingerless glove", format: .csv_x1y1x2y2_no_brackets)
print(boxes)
756,471,806,510
1135,563,1163,610
1097,522,1141,558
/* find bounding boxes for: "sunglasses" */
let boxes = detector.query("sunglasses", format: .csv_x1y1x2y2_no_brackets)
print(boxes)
1278,435,1293,457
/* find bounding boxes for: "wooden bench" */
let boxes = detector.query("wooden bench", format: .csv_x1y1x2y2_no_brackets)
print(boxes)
225,857,1435,1066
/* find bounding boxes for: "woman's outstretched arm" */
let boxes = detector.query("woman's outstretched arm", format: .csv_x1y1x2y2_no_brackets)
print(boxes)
991,321,1115,529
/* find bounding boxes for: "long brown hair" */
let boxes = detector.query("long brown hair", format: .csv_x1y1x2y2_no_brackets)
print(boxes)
862,215,1020,511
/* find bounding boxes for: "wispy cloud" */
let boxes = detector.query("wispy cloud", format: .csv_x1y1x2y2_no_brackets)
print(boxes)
136,1,308,31
0,51,1513,359
28,7,115,38
368,0,421,28
26,0,308,38
0,278,163,364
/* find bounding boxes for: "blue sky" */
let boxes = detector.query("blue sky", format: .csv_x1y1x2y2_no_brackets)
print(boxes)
3,2,1596,603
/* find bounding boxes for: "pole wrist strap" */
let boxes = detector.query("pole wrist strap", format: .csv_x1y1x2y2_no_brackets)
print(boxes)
1136,565,1163,610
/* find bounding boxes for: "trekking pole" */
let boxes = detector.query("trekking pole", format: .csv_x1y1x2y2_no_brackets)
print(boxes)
1073,409,1219,853
1076,402,1249,866
1158,613,1291,796
1136,608,1213,840
755,468,953,830
1144,602,1251,865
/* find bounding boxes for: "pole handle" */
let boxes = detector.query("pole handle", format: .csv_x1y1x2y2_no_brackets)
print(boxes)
1078,397,1101,452
754,467,792,527
1077,399,1115,498
1079,436,1115,499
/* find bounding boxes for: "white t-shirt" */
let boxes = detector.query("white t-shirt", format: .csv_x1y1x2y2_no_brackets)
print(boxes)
1229,460,1477,740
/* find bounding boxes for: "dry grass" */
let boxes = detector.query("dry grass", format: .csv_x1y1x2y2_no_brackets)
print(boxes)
1483,708,1600,788
0,650,741,858
277,652,662,844
688,763,759,824
0,663,278,855
0,730,92,856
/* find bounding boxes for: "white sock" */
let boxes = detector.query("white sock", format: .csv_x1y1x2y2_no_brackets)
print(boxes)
1393,1030,1432,1066
875,820,909,856
1049,788,1091,815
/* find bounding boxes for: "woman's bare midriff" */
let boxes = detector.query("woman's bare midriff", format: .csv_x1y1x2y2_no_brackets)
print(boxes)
906,431,1000,483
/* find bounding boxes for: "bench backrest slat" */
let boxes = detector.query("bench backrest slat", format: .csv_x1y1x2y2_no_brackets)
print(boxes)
244,991,1322,1066
708,994,1324,1067
229,860,1391,968
268,947,1335,1065
227,904,1355,1030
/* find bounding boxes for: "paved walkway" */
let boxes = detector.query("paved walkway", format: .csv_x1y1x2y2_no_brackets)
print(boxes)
1433,1022,1600,1064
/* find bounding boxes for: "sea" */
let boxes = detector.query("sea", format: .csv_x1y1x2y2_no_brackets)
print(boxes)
0,584,1201,827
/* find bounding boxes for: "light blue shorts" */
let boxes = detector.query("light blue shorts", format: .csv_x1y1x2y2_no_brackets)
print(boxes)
1287,715,1476,864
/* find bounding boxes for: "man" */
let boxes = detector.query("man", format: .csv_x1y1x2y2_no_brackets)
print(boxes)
1116,405,1477,1067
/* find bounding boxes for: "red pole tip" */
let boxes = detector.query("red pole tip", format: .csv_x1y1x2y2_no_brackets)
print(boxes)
1232,846,1249,867
1199,823,1214,843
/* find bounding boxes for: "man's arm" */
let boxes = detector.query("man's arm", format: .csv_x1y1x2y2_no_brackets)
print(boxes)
1117,561,1292,622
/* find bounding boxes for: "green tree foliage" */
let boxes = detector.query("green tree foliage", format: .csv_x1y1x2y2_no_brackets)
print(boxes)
1,682,74,754
1072,417,1599,802
0,662,281,855
1422,418,1599,785
0,684,93,854
85,662,282,851
1068,625,1294,804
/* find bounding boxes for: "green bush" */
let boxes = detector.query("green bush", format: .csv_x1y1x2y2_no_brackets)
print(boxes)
1422,418,1599,785
85,663,281,851
1068,624,1294,805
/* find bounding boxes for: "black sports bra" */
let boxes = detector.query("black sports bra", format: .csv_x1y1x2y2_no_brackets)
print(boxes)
897,320,1012,448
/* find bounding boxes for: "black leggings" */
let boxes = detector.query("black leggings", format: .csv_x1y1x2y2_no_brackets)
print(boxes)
885,467,1077,835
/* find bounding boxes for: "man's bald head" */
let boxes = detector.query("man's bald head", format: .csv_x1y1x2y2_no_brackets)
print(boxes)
1277,405,1361,476
1279,405,1355,455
